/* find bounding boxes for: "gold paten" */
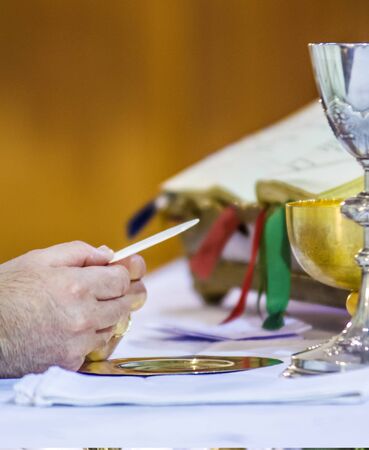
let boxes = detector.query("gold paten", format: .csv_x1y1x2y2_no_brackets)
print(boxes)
286,199,362,313
80,355,282,376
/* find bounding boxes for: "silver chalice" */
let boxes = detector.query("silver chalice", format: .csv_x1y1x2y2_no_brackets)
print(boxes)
285,43,369,376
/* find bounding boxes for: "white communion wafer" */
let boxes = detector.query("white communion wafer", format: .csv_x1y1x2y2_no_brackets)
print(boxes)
109,218,199,264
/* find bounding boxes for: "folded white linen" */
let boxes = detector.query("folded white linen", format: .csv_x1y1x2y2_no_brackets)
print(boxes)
153,315,311,341
11,360,369,407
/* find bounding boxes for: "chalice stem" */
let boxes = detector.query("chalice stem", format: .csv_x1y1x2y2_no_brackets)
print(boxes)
349,169,369,335
354,268,369,332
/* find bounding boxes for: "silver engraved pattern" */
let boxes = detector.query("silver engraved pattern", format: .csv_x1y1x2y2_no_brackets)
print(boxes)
326,97,369,159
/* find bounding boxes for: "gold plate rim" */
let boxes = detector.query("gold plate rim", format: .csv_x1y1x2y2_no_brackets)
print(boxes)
79,355,282,376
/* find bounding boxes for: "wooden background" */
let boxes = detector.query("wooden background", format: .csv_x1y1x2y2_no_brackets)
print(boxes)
0,0,369,268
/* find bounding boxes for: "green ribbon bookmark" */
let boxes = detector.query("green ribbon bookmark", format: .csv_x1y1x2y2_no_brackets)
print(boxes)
256,226,266,318
262,205,292,330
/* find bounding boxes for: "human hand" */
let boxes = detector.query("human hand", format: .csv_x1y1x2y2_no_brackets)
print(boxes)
0,241,146,377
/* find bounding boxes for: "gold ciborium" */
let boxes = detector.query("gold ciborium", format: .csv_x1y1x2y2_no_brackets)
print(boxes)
285,198,364,375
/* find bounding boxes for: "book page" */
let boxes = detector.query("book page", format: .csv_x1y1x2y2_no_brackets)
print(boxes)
162,102,361,203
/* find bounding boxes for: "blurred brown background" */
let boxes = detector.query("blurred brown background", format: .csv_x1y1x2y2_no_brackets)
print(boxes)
0,0,369,268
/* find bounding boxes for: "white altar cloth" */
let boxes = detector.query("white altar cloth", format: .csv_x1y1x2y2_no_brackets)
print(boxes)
0,259,365,447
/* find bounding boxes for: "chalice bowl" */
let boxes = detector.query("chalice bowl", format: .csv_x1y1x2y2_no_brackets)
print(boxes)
285,199,362,376
285,43,369,376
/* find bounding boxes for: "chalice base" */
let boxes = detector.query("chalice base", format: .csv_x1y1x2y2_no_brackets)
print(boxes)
283,331,369,377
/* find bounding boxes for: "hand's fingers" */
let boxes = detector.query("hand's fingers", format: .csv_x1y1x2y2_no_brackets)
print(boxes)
28,241,114,267
121,280,147,312
91,281,146,330
93,298,131,330
111,315,131,336
90,329,116,350
70,265,131,300
110,254,146,280
70,329,115,364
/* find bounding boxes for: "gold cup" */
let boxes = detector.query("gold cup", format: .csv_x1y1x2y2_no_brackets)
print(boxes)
286,199,362,314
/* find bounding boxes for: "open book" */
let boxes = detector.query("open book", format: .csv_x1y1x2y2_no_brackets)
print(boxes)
162,101,363,205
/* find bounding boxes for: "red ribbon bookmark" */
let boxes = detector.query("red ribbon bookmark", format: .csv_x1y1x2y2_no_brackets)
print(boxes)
221,209,267,324
190,206,241,280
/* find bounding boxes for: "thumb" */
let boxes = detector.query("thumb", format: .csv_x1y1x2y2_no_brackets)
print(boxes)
32,241,114,267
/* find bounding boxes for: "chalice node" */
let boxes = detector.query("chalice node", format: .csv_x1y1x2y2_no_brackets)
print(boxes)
285,43,369,376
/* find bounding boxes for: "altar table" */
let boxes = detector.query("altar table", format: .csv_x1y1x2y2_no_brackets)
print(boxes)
0,259,366,447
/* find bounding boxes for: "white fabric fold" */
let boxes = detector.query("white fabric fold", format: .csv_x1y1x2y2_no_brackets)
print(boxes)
11,361,369,407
